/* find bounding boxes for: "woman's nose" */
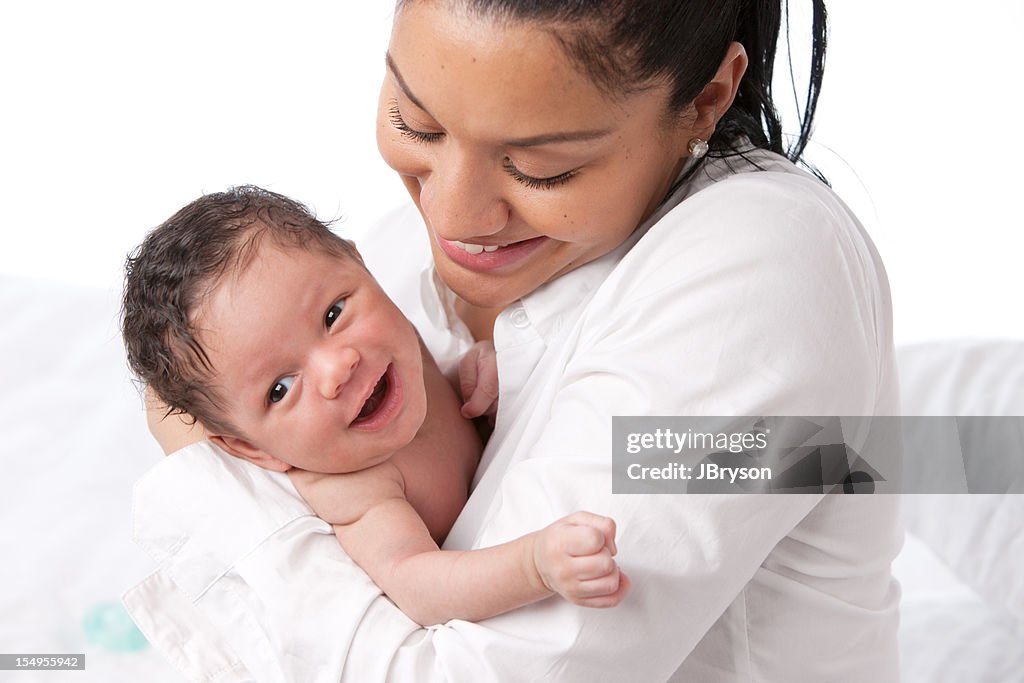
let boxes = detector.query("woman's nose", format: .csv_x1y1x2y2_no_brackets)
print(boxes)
314,347,360,400
418,156,509,241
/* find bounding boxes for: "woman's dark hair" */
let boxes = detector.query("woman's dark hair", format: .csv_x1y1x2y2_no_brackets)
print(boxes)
398,0,826,169
121,185,358,436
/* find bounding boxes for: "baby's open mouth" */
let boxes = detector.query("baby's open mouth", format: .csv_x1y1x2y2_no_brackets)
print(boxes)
353,369,389,424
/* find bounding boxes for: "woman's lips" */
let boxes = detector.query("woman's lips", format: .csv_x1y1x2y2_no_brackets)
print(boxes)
436,235,547,272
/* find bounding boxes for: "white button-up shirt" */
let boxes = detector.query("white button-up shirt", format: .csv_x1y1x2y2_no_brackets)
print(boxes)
124,150,902,682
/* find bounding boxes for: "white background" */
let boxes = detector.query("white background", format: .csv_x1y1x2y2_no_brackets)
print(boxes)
1,1,1022,345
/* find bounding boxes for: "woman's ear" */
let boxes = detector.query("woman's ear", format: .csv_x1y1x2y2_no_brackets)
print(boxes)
691,41,749,137
210,434,292,472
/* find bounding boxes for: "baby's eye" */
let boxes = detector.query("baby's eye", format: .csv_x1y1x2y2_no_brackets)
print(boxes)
325,299,346,329
268,376,295,404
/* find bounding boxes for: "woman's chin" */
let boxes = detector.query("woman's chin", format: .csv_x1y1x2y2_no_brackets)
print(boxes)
436,263,542,311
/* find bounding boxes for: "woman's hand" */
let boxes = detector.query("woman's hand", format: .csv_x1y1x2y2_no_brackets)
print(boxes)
458,340,499,422
532,511,630,609
144,387,209,455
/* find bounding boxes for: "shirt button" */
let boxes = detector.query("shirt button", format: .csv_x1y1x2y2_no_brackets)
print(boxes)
509,307,530,329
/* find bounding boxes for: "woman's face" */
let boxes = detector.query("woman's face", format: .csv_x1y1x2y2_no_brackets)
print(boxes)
377,2,696,309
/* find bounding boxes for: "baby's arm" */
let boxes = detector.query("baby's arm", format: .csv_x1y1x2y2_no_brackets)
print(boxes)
346,503,626,626
294,465,627,626
290,343,626,625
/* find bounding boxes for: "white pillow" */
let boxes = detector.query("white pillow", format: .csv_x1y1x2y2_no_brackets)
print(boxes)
895,534,1024,682
897,340,1024,628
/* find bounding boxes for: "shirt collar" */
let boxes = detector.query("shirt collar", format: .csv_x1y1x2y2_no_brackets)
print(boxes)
418,210,663,348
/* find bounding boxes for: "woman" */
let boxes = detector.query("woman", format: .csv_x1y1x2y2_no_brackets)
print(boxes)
127,1,901,680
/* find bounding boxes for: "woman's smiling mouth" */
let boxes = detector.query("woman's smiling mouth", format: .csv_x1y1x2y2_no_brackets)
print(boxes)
437,235,548,272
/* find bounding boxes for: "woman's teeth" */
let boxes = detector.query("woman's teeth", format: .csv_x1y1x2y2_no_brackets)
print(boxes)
452,240,503,254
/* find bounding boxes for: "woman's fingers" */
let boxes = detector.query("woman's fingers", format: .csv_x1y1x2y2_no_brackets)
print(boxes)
458,347,480,407
458,341,499,418
143,388,208,455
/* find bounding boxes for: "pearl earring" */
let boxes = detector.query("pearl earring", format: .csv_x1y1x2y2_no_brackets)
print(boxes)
688,138,709,159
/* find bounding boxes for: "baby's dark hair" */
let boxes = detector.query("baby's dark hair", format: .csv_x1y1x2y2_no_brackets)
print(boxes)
121,185,359,435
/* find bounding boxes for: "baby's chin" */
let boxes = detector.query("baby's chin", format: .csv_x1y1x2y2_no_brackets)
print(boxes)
291,439,409,475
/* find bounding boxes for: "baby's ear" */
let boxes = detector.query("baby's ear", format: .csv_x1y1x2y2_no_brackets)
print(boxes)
210,434,292,473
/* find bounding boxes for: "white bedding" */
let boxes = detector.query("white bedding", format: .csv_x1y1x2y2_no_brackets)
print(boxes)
0,276,179,681
1,275,1020,682
894,534,1024,683
894,341,1024,682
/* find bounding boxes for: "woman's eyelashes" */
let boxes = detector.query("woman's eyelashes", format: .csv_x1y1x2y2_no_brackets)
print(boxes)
268,376,295,405
388,101,444,143
389,100,578,190
325,298,346,329
501,158,577,190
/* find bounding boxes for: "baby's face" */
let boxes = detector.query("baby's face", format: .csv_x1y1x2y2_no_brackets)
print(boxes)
196,240,426,473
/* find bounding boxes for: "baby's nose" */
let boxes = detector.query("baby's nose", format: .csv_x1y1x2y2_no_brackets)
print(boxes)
315,347,360,399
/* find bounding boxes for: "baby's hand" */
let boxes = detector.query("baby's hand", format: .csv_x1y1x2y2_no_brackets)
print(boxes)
458,340,499,421
533,511,629,608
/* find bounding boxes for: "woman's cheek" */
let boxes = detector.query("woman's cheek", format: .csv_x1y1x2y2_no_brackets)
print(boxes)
510,186,598,244
376,118,410,175
375,95,422,178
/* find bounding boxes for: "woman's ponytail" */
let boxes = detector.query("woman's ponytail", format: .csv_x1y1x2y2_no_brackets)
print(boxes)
716,1,828,166
419,0,829,169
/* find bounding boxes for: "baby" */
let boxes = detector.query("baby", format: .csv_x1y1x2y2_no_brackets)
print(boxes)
121,185,627,626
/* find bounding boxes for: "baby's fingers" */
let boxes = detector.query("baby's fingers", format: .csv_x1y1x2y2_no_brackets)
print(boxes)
574,571,631,609
559,512,618,556
571,549,617,581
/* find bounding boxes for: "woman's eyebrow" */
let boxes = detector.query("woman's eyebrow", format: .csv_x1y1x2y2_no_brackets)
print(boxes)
503,129,613,148
386,51,613,148
386,52,436,119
